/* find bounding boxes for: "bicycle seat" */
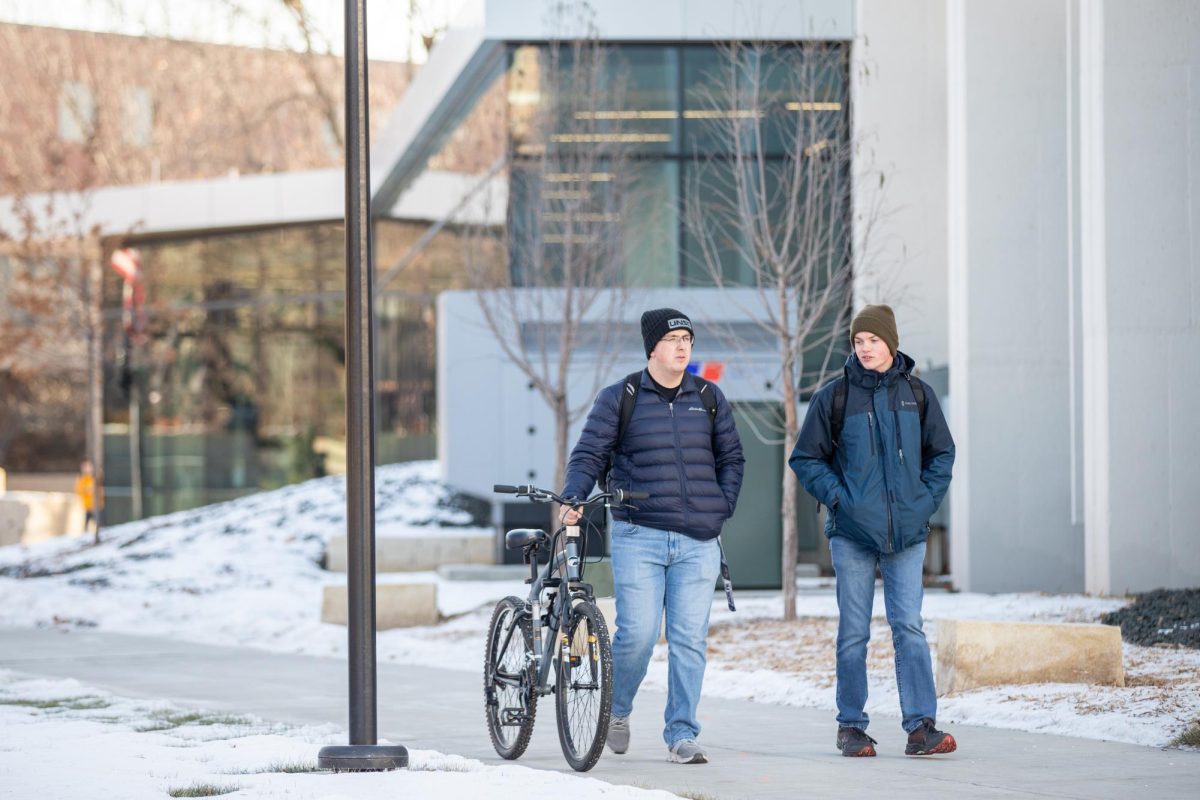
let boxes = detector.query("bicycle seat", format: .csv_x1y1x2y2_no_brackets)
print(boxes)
505,528,547,550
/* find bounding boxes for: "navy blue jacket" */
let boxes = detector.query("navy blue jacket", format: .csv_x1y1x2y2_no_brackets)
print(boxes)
562,370,745,540
789,352,955,553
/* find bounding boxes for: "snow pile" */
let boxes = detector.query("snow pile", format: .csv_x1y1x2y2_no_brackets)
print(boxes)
0,670,679,800
0,462,495,656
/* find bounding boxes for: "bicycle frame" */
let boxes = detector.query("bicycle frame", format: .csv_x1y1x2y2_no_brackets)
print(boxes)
526,522,594,695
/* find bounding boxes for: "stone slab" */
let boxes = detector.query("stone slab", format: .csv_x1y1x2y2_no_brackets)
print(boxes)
325,532,492,572
320,581,438,629
0,491,85,545
436,563,529,581
937,618,1125,694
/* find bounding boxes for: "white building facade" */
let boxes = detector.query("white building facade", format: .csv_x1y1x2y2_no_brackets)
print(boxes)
388,0,1199,594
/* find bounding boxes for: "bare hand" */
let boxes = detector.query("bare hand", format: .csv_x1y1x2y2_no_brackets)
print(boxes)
561,505,582,526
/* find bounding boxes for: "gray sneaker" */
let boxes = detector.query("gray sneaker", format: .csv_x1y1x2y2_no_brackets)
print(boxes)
667,739,708,764
607,716,630,754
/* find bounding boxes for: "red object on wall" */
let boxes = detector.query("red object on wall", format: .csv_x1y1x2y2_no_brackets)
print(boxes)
701,362,725,382
110,247,145,340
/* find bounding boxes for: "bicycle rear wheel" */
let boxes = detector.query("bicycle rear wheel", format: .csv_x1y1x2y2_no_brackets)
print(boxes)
555,598,612,771
484,595,537,759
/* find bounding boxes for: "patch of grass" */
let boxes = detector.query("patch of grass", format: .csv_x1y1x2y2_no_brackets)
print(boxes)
167,783,239,798
676,792,720,800
406,761,470,773
1169,725,1200,749
137,710,253,732
0,695,109,710
226,760,322,774
0,561,99,579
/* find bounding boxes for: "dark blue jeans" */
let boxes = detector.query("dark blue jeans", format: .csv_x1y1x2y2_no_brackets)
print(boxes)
830,536,936,733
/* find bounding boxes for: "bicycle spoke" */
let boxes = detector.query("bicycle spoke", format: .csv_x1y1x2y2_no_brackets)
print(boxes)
485,597,537,759
555,601,612,771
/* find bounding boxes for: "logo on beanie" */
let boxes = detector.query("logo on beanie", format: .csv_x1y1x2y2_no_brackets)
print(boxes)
667,318,690,329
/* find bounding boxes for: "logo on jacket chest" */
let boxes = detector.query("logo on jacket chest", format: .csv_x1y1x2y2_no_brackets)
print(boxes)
901,400,918,409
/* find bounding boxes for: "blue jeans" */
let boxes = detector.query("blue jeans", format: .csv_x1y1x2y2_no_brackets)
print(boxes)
829,535,936,733
609,519,721,746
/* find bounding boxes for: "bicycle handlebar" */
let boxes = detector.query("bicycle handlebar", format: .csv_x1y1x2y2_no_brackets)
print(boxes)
492,483,647,507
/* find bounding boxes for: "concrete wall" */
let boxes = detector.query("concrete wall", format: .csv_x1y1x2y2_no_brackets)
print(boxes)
1086,0,1200,593
853,0,949,370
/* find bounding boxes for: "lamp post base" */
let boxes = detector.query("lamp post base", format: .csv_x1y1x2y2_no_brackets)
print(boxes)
318,744,409,771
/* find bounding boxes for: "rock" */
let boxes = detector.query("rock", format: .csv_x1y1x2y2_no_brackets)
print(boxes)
936,619,1124,694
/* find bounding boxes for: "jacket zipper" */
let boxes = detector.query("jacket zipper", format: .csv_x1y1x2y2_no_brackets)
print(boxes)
668,400,690,530
894,410,905,465
872,392,895,553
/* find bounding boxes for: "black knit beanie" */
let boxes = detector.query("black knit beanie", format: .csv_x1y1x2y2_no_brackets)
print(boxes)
850,304,899,355
641,308,693,357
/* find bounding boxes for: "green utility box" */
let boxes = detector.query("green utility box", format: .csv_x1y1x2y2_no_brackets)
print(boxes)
718,402,822,589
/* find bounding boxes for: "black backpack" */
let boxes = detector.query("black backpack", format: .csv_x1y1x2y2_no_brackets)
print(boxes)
602,369,718,489
829,369,926,448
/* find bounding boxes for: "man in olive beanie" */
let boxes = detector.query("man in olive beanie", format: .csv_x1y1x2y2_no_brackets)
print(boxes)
849,304,899,356
789,303,957,758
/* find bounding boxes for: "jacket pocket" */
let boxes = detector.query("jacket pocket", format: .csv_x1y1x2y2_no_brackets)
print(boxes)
918,487,937,522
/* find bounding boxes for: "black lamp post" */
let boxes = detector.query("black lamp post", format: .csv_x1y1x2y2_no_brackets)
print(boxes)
317,0,408,772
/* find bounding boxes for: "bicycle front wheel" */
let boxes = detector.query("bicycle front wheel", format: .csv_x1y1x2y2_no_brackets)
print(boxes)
555,598,612,771
484,596,537,760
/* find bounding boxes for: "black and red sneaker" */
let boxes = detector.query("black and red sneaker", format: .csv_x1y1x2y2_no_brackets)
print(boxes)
836,726,878,757
905,718,957,756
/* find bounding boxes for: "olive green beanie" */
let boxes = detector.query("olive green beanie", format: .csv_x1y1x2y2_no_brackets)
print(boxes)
850,304,899,355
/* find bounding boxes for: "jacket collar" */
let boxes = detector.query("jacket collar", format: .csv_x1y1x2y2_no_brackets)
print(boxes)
844,350,916,390
639,367,699,398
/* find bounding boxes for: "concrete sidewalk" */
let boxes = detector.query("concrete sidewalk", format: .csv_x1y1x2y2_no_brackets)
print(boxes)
1,626,1196,799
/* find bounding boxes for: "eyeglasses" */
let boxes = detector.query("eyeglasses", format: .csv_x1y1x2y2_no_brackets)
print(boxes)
660,334,693,346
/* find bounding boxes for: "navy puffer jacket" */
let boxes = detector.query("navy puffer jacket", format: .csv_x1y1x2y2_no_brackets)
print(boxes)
562,370,745,540
789,352,955,553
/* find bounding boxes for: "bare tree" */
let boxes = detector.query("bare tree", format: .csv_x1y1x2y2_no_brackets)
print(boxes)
683,41,881,619
461,1,643,496
0,190,107,541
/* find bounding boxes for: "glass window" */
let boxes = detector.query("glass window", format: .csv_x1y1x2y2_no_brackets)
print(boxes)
509,44,680,158
58,80,95,142
123,86,154,148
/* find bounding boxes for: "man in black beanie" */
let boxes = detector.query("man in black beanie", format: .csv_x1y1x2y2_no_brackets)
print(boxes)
560,308,745,764
790,304,957,758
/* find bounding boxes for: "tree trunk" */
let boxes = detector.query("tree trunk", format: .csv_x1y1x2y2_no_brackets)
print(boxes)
780,351,800,621
86,245,104,544
553,392,569,496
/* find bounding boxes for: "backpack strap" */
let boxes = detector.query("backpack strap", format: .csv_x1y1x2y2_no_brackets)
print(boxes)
901,372,927,429
830,371,848,449
615,370,643,446
693,376,719,433
602,370,644,492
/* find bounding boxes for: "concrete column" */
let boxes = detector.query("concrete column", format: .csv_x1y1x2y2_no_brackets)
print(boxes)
1084,0,1200,593
947,0,1080,592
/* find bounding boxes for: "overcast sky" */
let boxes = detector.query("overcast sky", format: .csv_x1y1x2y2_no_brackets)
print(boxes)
0,0,458,62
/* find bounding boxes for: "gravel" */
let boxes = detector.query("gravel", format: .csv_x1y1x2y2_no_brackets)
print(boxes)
1101,588,1200,649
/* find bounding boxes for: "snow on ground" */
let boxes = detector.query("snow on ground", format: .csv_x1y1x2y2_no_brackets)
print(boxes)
0,670,679,800
1,463,1197,750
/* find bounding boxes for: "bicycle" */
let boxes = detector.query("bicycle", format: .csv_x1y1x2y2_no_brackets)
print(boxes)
483,483,647,772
